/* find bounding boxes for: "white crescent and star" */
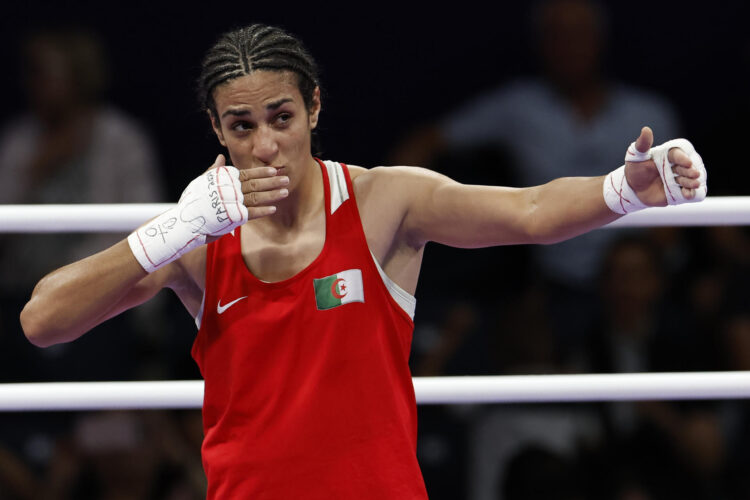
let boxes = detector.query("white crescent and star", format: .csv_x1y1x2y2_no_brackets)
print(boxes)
331,278,348,299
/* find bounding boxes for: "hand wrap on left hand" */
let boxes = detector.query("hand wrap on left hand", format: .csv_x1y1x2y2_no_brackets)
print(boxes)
604,138,708,215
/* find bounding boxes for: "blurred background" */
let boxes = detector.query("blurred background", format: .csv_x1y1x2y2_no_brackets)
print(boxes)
0,0,749,498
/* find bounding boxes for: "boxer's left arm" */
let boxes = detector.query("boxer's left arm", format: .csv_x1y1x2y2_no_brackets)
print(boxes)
387,127,704,249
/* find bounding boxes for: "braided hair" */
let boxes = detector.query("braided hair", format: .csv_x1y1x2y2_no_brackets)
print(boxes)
198,24,320,120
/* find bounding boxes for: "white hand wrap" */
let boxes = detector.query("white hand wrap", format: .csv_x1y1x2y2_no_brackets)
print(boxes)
128,166,248,273
603,165,648,215
603,138,708,215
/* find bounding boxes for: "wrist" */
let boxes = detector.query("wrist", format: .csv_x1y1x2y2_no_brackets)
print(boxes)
603,165,648,215
128,205,203,273
128,165,248,273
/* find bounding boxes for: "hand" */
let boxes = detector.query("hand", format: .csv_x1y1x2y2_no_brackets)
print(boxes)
130,154,288,273
228,155,290,219
624,126,704,207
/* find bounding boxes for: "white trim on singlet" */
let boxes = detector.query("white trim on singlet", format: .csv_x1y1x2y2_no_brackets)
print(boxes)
326,160,416,320
193,161,417,328
323,160,349,214
370,252,416,320
195,294,205,329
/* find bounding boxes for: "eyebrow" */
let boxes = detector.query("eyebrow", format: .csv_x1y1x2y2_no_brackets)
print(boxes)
221,98,294,119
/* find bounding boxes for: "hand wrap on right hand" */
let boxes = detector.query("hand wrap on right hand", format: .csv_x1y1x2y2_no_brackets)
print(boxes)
128,166,248,273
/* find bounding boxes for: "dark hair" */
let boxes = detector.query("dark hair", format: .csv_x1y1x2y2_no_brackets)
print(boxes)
197,24,320,119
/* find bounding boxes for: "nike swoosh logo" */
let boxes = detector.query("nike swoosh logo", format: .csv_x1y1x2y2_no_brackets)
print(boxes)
217,296,248,315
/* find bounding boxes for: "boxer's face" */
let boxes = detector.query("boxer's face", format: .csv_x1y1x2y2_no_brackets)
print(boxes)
209,70,320,185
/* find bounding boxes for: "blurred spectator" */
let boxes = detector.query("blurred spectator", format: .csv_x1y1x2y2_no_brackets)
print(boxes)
467,282,601,500
39,410,205,500
720,314,750,499
0,27,168,383
0,27,164,293
0,27,170,494
502,445,585,500
393,0,679,345
583,235,725,500
0,443,36,499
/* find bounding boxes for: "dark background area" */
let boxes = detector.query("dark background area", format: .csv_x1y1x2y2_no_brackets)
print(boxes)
2,1,750,499
1,1,746,196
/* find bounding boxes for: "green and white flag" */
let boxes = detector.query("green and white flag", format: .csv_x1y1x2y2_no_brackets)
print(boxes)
313,269,364,310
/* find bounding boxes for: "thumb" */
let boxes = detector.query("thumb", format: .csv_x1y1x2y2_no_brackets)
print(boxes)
204,153,227,173
634,126,653,153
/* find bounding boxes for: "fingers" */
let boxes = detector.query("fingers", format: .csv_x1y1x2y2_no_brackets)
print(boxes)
248,205,278,219
238,167,278,181
237,167,289,211
214,163,291,218
675,174,700,190
681,187,696,200
668,147,692,168
673,163,700,199
635,126,654,153
672,165,699,179
241,175,289,194
243,187,289,207
203,153,227,173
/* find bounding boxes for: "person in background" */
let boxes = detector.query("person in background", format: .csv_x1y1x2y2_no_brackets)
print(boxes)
393,0,679,347
0,27,166,494
0,28,164,296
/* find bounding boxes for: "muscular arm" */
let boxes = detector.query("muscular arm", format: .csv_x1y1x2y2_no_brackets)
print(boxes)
393,167,618,248
19,239,184,347
20,156,286,348
392,127,702,250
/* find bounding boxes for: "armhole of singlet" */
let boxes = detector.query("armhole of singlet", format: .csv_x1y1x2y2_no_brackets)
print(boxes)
323,160,417,321
194,237,219,330
195,293,205,330
370,251,416,320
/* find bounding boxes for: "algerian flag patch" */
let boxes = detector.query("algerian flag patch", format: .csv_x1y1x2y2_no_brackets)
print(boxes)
313,269,364,310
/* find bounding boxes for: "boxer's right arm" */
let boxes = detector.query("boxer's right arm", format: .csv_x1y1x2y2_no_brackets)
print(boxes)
21,155,288,347
21,240,176,347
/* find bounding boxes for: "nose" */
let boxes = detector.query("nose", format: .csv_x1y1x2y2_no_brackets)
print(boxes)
253,125,279,165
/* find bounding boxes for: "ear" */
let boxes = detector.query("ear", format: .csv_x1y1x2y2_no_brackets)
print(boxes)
308,87,321,130
208,109,227,147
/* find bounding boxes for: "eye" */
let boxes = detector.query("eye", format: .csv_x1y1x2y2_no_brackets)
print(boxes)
231,120,253,132
274,113,292,126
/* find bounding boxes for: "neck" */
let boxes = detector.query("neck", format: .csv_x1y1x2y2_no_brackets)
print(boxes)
265,156,323,230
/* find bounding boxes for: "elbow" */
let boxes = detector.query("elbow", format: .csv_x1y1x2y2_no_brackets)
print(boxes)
20,300,69,348
523,191,567,246
20,302,51,347
523,198,553,245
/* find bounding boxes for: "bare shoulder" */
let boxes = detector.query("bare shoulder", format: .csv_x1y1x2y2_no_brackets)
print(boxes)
351,164,453,201
349,165,457,254
346,164,369,180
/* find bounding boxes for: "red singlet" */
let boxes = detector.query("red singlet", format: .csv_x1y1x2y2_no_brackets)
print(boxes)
192,160,428,499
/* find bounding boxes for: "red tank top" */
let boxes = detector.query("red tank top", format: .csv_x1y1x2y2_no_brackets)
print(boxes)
192,160,428,499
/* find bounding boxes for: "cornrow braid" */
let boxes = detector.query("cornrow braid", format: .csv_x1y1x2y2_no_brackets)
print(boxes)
198,24,320,120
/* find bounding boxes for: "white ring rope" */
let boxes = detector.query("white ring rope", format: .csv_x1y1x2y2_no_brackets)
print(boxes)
0,197,748,233
0,204,172,233
1,372,749,411
1,199,748,410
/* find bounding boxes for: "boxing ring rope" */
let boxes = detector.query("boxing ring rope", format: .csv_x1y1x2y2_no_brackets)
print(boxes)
1,372,750,411
1,197,749,411
0,196,749,232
